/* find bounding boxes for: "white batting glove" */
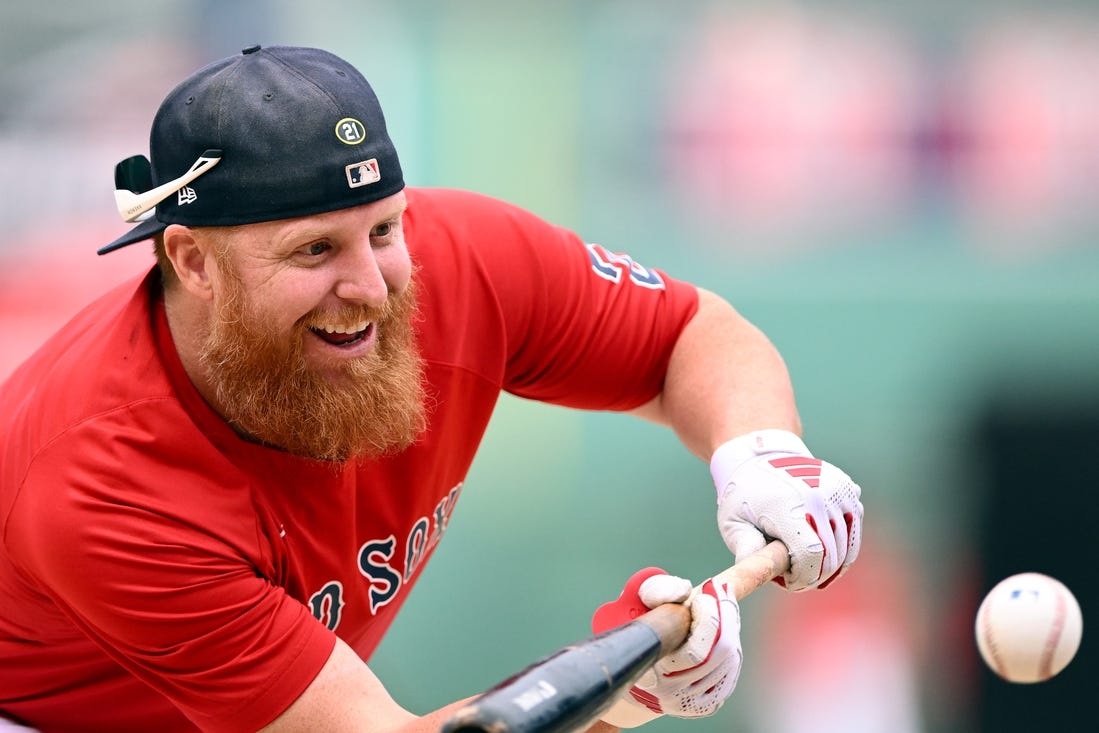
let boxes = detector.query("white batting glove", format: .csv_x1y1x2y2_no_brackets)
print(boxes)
600,574,742,728
712,429,863,592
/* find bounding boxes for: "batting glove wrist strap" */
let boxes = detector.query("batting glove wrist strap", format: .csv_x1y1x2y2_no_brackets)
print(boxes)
710,429,812,493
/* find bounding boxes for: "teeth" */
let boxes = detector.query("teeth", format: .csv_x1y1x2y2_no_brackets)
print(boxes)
318,320,370,335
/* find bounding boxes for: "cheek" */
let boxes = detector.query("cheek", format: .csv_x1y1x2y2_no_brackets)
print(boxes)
378,245,413,293
238,280,318,335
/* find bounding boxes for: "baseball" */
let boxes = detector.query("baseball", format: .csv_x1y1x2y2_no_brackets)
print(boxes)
975,572,1083,683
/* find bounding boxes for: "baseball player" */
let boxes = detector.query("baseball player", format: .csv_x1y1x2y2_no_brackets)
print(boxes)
0,46,863,732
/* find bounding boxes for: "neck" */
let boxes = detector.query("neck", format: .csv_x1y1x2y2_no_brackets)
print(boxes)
163,285,224,419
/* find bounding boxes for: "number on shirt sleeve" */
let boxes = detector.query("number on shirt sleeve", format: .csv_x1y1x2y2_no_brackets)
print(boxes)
585,243,666,290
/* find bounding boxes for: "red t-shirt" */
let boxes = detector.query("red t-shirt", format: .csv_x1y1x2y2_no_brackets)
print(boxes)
0,188,698,732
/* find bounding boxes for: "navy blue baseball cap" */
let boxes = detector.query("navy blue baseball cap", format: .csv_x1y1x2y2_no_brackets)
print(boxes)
99,45,404,255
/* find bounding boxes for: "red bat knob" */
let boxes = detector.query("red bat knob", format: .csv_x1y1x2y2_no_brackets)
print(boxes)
591,566,667,634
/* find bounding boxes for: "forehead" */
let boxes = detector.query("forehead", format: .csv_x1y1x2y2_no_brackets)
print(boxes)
216,191,407,251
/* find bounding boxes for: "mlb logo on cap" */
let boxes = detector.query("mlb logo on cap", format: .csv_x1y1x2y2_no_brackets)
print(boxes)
346,159,381,188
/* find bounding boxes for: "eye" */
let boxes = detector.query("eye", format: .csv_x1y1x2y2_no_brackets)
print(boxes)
300,240,331,257
370,218,401,243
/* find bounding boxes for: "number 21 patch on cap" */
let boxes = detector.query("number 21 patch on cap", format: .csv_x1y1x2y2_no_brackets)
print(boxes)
335,117,366,144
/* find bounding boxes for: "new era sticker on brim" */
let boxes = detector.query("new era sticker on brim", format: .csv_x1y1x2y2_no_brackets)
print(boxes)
346,159,381,188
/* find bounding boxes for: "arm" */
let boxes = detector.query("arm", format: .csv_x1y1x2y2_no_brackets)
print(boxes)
260,638,463,733
260,639,619,733
629,287,801,458
633,285,864,593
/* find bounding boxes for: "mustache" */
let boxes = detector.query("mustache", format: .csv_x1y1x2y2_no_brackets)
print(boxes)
298,297,401,332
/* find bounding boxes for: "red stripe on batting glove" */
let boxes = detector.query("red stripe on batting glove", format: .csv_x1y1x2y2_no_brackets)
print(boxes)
768,457,823,488
768,457,822,468
629,686,663,713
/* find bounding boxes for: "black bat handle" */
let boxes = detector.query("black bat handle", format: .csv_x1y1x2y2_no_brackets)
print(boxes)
440,621,665,733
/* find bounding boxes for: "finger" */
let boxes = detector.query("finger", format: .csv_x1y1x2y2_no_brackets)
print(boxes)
782,528,824,591
656,656,741,720
815,510,842,582
656,591,721,674
638,575,692,608
822,462,863,569
817,507,849,589
684,654,741,711
720,520,766,560
653,585,720,674
841,506,862,568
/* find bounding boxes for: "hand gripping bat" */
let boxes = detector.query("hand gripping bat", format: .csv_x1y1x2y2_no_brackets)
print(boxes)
440,540,790,733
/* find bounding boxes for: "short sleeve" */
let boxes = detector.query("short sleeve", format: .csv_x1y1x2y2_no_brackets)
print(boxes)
405,189,700,411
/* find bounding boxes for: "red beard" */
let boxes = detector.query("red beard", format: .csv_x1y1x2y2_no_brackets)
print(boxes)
199,270,427,462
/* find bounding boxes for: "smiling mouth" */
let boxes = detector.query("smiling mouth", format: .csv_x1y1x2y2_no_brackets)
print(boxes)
309,321,373,346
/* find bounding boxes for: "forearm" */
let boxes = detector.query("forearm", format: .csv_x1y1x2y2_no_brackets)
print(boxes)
260,638,477,733
260,637,621,733
633,287,801,460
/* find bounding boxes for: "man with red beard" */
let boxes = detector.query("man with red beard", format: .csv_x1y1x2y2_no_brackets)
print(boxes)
0,46,864,733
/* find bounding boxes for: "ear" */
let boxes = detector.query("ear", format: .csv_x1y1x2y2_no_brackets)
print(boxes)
163,224,215,300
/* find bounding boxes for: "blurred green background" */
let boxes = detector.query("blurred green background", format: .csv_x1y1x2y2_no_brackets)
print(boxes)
2,1,1097,731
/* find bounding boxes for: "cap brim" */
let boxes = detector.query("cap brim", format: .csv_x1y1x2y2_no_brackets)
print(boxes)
97,217,168,255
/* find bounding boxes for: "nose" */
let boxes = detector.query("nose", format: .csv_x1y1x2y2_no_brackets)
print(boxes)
333,242,388,307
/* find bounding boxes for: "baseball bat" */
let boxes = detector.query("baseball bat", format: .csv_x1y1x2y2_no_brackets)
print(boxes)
439,540,789,733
